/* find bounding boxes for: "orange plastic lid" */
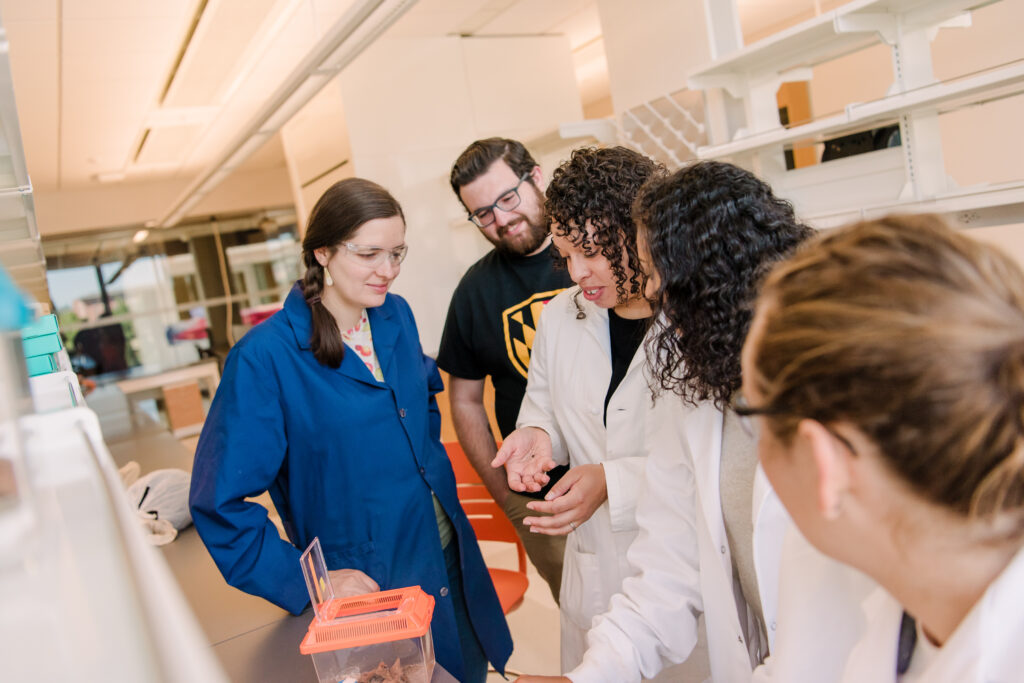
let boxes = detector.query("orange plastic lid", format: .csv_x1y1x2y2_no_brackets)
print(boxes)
300,586,435,654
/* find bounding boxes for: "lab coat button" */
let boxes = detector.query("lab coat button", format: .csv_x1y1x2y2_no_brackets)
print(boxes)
440,587,449,597
399,408,407,418
720,545,726,554
737,635,743,644
770,621,777,631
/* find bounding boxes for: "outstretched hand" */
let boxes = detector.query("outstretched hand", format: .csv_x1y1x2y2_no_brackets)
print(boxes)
491,427,556,492
522,463,607,536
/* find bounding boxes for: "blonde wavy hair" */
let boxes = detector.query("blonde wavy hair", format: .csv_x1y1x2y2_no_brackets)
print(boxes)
749,214,1024,520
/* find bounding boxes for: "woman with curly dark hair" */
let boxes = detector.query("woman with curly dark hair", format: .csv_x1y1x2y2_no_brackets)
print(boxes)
518,161,819,683
492,147,684,674
639,161,813,408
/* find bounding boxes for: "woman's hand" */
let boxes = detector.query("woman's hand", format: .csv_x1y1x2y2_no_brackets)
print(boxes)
515,677,571,683
327,568,379,598
522,464,607,535
491,427,555,492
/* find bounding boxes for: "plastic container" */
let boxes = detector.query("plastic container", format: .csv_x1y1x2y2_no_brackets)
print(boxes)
298,538,435,683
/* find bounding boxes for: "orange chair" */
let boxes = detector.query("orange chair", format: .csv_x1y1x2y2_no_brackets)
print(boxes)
460,498,530,614
444,442,529,614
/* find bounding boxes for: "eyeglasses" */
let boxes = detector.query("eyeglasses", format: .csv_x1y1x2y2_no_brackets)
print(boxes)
734,393,858,455
339,241,409,267
467,173,531,228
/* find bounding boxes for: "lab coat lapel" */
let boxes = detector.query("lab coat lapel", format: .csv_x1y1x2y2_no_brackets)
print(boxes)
579,294,611,361
281,283,396,389
840,588,902,682
751,464,785,650
366,303,399,382
333,304,399,388
695,409,726,571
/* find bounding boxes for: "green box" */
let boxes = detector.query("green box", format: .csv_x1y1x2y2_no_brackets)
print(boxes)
26,354,57,377
21,314,59,339
22,333,62,358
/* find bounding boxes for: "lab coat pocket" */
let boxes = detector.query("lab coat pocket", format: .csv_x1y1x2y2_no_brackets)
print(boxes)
560,547,606,630
323,540,377,574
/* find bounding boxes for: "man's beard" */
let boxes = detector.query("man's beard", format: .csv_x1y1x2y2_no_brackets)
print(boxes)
494,214,550,256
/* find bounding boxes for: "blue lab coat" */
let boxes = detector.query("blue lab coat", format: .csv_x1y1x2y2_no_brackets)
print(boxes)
190,284,512,679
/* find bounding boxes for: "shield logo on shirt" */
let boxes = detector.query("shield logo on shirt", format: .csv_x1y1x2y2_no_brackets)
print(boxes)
502,289,564,378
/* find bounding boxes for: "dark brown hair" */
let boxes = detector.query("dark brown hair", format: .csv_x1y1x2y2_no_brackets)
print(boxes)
450,138,539,210
301,178,404,368
634,160,812,409
750,214,1024,520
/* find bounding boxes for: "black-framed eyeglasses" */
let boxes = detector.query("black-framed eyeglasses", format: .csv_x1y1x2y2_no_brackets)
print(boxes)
467,173,531,228
734,394,858,455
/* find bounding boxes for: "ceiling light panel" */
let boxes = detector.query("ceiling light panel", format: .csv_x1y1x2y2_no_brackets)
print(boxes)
162,0,280,107
134,125,204,167
59,1,196,187
171,0,331,174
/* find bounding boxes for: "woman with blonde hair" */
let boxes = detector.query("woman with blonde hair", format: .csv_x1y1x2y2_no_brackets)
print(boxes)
741,213,1024,681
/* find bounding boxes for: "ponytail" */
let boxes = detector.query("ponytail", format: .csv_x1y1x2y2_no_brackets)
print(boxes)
301,249,346,368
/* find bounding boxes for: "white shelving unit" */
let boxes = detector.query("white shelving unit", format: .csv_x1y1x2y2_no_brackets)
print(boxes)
682,0,1021,228
694,60,1024,160
0,25,46,304
0,13,226,681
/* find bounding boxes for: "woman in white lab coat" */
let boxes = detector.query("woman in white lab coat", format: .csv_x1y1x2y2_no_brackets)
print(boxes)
514,161,816,683
492,146,670,674
742,213,1024,682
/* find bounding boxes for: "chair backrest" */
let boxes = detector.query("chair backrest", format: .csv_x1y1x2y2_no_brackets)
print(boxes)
459,499,527,576
444,440,483,484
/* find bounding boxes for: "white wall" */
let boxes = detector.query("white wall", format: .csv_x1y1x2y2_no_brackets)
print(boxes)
34,165,293,235
595,0,714,113
280,81,354,234
932,1,1024,188
329,34,583,354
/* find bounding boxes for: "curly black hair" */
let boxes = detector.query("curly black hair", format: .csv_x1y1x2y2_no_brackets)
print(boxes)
545,147,665,313
634,160,813,409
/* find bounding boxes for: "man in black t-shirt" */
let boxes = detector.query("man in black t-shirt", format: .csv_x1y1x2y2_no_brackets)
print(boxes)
438,138,571,602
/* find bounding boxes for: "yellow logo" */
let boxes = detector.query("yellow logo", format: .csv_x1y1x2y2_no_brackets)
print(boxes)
502,289,564,378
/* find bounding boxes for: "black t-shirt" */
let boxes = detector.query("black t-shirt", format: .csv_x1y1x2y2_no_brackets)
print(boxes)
437,244,572,438
604,309,649,424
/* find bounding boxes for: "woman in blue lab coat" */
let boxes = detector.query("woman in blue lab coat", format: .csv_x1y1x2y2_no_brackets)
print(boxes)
190,178,512,682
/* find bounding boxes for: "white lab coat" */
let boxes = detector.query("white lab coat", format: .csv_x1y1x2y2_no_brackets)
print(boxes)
757,532,1024,683
842,544,1024,683
751,526,877,683
516,287,656,672
569,395,790,683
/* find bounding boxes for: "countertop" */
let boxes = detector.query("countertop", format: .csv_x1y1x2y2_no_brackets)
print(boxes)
88,384,457,683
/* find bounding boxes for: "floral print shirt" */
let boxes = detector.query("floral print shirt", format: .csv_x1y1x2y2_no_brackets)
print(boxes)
341,309,383,382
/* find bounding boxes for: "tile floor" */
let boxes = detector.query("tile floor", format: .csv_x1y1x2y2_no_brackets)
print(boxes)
177,431,563,679
478,541,561,680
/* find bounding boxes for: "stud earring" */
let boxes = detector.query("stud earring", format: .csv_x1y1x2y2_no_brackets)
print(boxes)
324,266,333,287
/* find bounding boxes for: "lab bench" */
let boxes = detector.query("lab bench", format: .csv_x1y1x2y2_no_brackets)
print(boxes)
91,384,458,682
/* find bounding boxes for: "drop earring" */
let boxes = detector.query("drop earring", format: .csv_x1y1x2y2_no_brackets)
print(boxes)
324,266,333,287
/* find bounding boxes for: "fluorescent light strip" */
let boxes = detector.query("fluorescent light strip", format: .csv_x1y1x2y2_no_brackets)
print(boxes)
157,0,419,228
